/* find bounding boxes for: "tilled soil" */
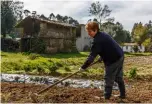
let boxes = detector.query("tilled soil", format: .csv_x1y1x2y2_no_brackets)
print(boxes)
1,80,152,103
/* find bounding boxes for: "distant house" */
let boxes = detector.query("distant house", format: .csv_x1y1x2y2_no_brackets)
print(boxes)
121,43,145,52
15,16,77,53
76,24,93,51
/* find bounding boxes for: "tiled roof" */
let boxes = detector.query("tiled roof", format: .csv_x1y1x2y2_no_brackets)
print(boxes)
15,16,76,28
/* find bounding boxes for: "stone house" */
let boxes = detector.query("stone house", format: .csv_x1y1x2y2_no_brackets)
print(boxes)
15,16,77,53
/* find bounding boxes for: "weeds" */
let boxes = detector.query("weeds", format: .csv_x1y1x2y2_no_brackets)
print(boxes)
128,67,137,79
2,52,152,80
28,53,40,60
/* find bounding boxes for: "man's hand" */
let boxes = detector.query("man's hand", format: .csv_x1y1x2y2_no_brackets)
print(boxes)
79,67,85,71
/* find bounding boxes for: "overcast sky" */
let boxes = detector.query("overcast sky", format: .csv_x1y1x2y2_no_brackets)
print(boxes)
21,0,152,32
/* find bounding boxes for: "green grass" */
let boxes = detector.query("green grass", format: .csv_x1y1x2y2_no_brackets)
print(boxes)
1,51,152,80
1,51,104,79
40,52,89,59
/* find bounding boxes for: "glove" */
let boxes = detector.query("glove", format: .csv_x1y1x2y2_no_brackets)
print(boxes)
79,67,85,71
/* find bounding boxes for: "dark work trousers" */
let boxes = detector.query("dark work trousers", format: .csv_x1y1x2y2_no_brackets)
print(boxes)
104,56,125,99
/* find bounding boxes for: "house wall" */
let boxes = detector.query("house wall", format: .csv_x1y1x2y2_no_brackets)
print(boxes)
76,25,93,51
14,28,24,38
39,22,76,53
138,46,145,52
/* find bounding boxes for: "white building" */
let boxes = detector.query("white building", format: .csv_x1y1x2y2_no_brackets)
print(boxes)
121,43,145,52
76,24,93,51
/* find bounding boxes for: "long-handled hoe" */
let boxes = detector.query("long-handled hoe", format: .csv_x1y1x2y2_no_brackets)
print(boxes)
29,60,99,102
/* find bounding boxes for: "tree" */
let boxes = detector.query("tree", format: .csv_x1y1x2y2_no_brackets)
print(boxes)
56,14,63,22
39,14,48,20
49,13,55,20
2,1,24,21
49,13,79,25
89,1,113,29
101,21,131,44
132,22,149,45
114,22,131,43
68,16,79,25
101,21,115,37
143,20,152,51
1,0,24,38
125,31,132,43
1,1,16,38
63,16,68,23
13,1,24,21
131,21,152,51
93,18,98,22
114,30,131,44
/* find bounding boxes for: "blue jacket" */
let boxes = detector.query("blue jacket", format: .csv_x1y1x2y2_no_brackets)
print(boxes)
81,32,124,69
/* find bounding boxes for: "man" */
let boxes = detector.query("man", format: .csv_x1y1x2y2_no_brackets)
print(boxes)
79,21,125,100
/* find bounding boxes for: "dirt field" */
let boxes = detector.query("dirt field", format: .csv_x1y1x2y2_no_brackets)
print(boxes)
1,79,152,103
1,55,152,103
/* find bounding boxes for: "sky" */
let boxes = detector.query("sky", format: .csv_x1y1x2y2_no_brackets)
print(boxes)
21,0,152,32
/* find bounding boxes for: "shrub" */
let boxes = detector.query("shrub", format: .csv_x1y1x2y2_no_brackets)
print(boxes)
30,38,46,53
133,46,139,53
23,61,37,72
28,53,40,60
48,63,58,73
55,61,63,67
37,64,44,73
13,63,21,71
24,64,32,72
128,67,137,78
1,38,19,52
64,66,71,71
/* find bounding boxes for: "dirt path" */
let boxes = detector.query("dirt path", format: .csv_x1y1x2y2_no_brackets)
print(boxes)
1,80,152,103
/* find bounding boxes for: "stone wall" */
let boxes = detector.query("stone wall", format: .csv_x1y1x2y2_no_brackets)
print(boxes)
39,22,76,53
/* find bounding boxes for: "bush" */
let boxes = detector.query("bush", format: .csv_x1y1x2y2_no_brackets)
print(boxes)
23,61,37,72
133,46,139,53
1,38,19,52
128,67,137,78
2,61,22,72
24,64,32,72
48,63,58,73
64,66,71,71
30,38,46,53
13,63,21,71
28,53,40,60
37,64,44,73
55,61,63,67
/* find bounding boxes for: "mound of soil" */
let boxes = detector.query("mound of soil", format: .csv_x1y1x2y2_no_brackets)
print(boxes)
1,80,152,103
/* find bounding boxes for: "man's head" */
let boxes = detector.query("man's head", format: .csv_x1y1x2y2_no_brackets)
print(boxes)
85,21,99,38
